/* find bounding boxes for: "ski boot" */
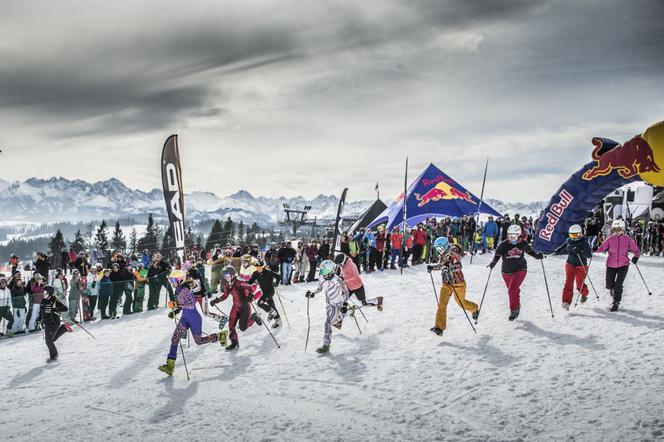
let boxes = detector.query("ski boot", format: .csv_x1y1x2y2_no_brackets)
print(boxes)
472,309,479,321
158,358,176,376
218,330,228,347
46,356,58,363
272,317,282,329
332,320,343,330
63,322,74,333
609,302,620,312
4,330,13,338
377,297,384,312
316,345,330,354
268,309,277,321
251,312,262,327
580,296,588,304
562,302,570,311
430,327,444,336
226,340,240,351
508,309,520,321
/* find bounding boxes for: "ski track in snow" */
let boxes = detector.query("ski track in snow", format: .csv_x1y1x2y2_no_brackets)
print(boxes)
1,254,663,441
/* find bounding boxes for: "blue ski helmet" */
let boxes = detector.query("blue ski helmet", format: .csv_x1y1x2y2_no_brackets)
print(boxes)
433,237,450,254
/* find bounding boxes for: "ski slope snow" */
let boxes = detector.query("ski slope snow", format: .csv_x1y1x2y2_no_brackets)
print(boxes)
1,253,663,441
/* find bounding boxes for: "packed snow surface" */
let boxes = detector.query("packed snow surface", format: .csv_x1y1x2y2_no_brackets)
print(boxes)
1,254,663,441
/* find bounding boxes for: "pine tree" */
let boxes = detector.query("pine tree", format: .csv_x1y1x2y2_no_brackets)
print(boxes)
129,227,138,255
162,225,175,259
238,220,245,243
205,219,224,251
48,229,67,268
185,226,194,249
223,216,235,245
111,221,126,253
95,221,110,265
196,234,203,253
70,229,86,253
137,213,160,254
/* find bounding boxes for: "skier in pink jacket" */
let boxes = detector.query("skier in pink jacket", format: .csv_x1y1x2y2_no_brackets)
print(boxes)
596,219,640,311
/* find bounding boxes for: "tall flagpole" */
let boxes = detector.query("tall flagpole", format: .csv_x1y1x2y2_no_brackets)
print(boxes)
470,158,489,264
401,157,408,275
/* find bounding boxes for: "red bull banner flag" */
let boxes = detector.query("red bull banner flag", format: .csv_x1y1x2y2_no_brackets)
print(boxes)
533,120,664,254
161,135,186,260
367,163,501,230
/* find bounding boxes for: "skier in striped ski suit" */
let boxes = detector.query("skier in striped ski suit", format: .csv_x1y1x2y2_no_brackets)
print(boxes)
309,260,349,354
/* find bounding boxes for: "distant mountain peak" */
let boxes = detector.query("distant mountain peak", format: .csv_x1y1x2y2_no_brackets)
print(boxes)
229,190,254,200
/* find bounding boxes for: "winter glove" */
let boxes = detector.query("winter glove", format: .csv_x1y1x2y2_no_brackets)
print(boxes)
631,256,639,264
305,290,315,298
426,265,434,273
488,261,496,270
210,297,219,307
167,310,175,319
534,253,544,260
340,303,348,314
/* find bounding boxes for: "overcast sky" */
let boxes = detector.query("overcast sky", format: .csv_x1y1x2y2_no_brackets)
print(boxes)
1,0,663,203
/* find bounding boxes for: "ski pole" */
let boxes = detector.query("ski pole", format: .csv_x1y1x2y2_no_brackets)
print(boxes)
428,271,440,304
305,291,312,351
349,306,362,334
73,321,96,339
173,315,190,380
574,253,599,301
475,268,493,325
540,259,555,318
250,301,280,349
633,262,652,296
276,293,291,329
448,283,477,334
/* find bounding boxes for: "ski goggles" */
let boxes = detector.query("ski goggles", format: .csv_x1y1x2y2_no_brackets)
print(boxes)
568,232,582,239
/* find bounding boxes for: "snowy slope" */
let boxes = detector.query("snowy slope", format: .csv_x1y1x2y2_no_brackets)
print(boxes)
2,254,663,441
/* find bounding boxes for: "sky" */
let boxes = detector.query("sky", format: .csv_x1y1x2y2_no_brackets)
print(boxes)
0,0,663,203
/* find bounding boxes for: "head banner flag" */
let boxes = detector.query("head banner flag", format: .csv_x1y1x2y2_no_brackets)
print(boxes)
161,135,185,260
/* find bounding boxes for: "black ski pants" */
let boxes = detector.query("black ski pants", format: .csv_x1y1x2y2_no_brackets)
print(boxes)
257,290,279,319
44,321,68,359
606,265,629,303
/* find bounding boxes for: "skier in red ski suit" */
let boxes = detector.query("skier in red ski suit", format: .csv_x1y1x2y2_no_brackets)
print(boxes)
210,265,260,351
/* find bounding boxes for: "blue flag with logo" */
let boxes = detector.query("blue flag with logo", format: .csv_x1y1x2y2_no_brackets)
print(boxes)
367,163,501,230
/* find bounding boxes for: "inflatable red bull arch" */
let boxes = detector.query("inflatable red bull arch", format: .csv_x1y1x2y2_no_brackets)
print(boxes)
367,163,501,230
534,120,664,254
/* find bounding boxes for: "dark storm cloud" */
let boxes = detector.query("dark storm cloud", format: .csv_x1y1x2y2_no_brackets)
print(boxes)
1,0,663,202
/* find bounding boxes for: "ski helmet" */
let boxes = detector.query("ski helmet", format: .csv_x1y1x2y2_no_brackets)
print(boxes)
334,254,346,265
507,225,522,242
222,265,237,282
319,260,336,279
611,219,626,232
433,237,450,254
568,224,583,239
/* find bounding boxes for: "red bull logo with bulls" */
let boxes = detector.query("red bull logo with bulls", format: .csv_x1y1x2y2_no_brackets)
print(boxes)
582,135,661,181
414,178,476,207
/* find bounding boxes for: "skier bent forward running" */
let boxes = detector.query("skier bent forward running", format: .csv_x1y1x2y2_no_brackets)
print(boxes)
428,237,479,336
210,266,262,352
158,275,228,376
306,260,350,354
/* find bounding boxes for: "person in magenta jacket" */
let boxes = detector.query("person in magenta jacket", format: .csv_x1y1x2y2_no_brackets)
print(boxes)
596,219,641,311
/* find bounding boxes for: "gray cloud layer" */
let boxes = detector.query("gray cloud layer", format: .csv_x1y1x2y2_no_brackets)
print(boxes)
1,0,663,202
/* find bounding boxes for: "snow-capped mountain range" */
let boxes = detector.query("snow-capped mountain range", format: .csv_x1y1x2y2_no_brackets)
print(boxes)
0,177,546,225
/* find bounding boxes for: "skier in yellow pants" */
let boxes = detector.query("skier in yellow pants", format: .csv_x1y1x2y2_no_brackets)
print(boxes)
428,237,478,336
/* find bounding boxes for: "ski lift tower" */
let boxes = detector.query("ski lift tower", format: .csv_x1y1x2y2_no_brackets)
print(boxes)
280,204,314,237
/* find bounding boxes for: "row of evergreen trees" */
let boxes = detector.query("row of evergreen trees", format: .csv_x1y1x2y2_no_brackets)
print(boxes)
44,215,279,268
